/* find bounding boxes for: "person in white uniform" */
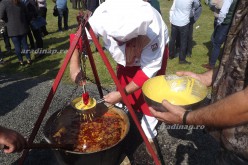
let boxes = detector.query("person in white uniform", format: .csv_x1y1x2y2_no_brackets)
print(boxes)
69,0,169,157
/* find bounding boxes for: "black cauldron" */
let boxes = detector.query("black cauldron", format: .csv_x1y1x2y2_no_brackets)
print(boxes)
43,103,130,165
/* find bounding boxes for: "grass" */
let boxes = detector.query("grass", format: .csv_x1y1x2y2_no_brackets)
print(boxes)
0,0,215,88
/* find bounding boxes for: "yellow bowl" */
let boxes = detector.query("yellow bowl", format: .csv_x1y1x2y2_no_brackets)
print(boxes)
142,75,208,112
71,97,97,111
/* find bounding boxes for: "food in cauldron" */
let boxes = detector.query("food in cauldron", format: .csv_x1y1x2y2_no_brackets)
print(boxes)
52,109,126,153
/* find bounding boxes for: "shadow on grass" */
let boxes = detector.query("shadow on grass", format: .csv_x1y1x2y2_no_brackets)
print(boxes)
203,40,212,57
45,24,78,36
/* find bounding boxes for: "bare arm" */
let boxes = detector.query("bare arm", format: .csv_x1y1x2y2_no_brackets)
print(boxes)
104,81,140,104
150,86,248,128
188,86,248,127
69,49,86,86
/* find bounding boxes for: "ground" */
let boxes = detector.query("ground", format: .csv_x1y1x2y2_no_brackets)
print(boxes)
0,73,220,165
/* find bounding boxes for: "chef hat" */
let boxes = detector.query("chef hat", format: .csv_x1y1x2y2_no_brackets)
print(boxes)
99,0,154,42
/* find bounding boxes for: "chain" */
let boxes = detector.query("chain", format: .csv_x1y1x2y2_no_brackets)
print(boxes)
80,50,87,81
80,54,111,94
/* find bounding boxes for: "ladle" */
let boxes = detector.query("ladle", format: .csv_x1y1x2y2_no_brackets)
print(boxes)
70,97,110,122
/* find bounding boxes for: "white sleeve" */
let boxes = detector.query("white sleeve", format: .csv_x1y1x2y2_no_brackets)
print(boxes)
217,0,233,25
169,1,176,23
140,26,169,78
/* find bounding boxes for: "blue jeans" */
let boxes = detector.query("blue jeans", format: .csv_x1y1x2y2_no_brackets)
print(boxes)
209,24,230,67
58,7,68,31
169,23,190,61
11,35,30,62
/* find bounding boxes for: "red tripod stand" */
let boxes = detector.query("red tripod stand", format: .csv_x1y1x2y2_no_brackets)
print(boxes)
18,14,162,165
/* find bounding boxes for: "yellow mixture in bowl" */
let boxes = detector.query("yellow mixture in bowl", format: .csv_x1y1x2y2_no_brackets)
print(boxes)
72,97,97,110
142,75,208,106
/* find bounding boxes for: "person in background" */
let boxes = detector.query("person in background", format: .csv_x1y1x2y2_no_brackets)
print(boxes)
150,0,248,164
186,0,201,57
85,0,99,13
0,126,27,153
2,28,12,53
0,0,31,66
72,0,82,9
24,0,44,59
70,0,169,163
145,0,161,14
174,0,202,58
168,0,194,64
36,0,48,36
0,47,5,64
54,0,68,31
202,0,237,70
0,0,11,53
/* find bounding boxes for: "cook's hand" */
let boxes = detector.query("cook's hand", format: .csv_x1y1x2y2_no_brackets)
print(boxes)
103,91,122,105
176,71,212,87
176,71,201,82
149,100,186,124
0,127,27,153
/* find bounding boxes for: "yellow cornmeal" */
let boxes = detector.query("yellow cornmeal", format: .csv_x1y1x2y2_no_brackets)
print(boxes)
142,75,208,106
74,98,96,110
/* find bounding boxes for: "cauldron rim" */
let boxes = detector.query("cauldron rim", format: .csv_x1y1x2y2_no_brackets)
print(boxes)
43,104,130,155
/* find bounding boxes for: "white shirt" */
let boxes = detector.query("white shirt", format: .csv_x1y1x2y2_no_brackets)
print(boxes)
36,0,47,8
169,0,194,26
89,6,169,78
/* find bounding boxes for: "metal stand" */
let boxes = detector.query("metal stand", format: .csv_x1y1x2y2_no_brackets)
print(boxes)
18,15,161,165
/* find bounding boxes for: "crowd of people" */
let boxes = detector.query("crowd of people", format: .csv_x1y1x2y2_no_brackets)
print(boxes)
1,0,248,165
0,0,93,65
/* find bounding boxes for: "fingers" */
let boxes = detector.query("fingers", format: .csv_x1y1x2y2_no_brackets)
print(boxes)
0,129,27,153
162,100,185,116
176,71,194,77
161,99,175,112
4,143,15,154
103,91,122,104
149,100,186,124
149,107,170,123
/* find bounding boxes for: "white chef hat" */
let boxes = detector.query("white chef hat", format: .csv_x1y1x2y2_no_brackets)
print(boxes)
93,0,154,42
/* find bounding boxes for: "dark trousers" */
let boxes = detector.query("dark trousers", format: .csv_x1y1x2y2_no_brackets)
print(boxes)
86,0,99,13
2,27,11,51
169,23,190,61
11,34,30,62
186,21,194,56
175,21,193,57
38,7,48,35
72,0,82,9
58,8,68,31
28,27,43,50
209,23,230,67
